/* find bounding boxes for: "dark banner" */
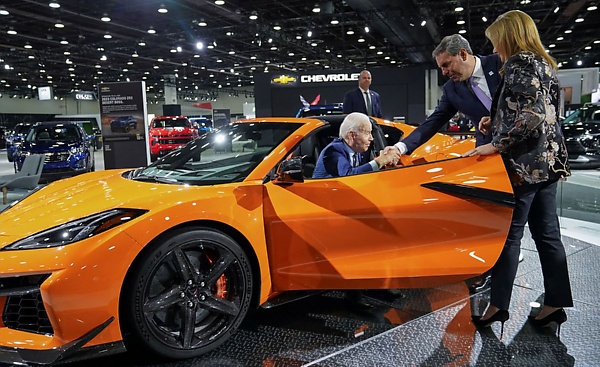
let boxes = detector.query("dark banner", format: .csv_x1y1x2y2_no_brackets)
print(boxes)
98,81,148,169
213,109,230,128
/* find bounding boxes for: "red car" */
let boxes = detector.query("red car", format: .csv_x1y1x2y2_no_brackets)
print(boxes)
149,116,199,160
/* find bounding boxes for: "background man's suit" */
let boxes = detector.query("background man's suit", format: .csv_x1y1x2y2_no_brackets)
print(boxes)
402,54,502,152
343,89,382,118
312,139,372,178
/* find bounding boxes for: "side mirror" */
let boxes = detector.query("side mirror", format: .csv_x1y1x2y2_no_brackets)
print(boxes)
274,157,304,185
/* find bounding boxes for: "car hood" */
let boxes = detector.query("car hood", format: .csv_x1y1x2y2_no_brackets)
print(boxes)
150,127,195,136
562,121,600,138
21,141,81,152
0,170,193,239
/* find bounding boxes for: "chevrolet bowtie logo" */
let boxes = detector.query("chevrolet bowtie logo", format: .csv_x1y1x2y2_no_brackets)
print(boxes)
272,75,296,84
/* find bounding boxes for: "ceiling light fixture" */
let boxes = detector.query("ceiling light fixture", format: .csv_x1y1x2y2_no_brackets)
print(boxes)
24,43,32,49
147,27,156,34
138,42,146,46
7,28,17,35
249,11,258,20
101,14,111,22
588,5,598,11
575,17,584,22
198,19,207,26
196,42,204,49
420,20,426,26
459,29,467,34
455,6,464,12
158,4,168,13
60,38,68,44
457,20,465,25
273,24,281,30
364,26,369,33
49,1,60,8
554,6,560,13
312,4,320,13
331,18,339,25
0,8,9,16
482,16,488,22
54,21,65,28
215,0,225,5
104,32,112,39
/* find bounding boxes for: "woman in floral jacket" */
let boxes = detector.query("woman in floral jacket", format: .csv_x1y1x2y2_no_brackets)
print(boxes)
464,10,573,336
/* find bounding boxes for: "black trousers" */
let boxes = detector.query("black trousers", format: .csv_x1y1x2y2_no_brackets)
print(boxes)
490,179,573,310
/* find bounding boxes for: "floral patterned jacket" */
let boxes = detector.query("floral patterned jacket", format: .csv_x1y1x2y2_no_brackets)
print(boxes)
491,51,571,186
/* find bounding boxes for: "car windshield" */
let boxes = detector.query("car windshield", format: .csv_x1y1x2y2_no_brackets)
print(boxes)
27,125,81,143
564,104,600,124
14,125,31,134
135,121,302,186
154,118,191,128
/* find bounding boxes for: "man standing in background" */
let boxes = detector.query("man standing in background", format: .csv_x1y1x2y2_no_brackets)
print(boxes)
343,70,383,118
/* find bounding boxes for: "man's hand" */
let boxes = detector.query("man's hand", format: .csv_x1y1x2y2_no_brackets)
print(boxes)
478,116,492,135
462,143,498,157
375,148,401,168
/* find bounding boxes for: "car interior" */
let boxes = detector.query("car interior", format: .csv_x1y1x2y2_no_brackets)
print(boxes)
292,116,401,178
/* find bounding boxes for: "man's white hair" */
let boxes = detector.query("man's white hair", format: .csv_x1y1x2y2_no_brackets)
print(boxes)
340,112,370,139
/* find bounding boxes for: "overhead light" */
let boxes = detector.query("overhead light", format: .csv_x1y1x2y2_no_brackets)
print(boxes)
198,19,207,26
104,32,112,39
49,1,60,8
54,21,65,28
549,44,556,48
138,41,146,46
585,46,592,50
215,0,225,5
588,5,598,11
594,40,600,43
482,16,488,22
358,38,365,42
176,46,182,52
457,20,465,25
364,26,369,33
196,42,204,49
577,60,583,66
0,8,9,16
554,6,560,13
312,4,320,13
7,28,17,35
100,55,107,61
575,17,584,22
158,4,168,13
147,27,156,34
331,18,339,25
24,43,32,49
346,29,354,35
273,24,281,30
249,11,258,20
60,39,68,44
132,52,139,57
101,14,111,22
455,6,464,12
564,29,572,33
557,36,564,41
459,29,467,34
420,20,426,26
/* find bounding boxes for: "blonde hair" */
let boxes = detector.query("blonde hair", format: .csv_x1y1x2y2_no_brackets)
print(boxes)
485,10,557,70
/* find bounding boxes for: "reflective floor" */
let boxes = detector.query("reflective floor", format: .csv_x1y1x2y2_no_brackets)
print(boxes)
1,150,599,366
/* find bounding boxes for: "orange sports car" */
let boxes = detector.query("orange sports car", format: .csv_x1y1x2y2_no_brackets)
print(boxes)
0,116,514,365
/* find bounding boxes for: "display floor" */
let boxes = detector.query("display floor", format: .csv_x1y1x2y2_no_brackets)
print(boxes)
0,150,599,366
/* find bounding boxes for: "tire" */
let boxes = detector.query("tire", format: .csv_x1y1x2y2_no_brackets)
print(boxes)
121,227,253,359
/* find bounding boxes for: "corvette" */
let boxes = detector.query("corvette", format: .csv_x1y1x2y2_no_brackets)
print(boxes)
0,116,514,365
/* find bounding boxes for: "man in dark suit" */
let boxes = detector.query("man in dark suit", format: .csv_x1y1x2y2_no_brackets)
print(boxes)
343,70,383,118
389,34,502,155
312,113,398,178
384,34,507,292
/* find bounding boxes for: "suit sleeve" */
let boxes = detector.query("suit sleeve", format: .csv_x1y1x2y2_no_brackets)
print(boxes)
323,145,373,177
401,87,457,153
343,91,353,114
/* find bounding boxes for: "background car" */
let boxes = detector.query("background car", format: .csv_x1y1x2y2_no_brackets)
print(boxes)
562,103,600,169
189,116,214,134
148,116,199,160
0,116,513,365
14,121,95,181
4,122,32,162
110,115,138,133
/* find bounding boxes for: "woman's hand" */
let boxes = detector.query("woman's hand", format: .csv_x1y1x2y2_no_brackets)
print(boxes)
462,143,498,157
478,116,492,135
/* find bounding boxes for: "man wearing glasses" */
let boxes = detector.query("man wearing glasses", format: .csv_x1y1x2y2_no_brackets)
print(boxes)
312,113,399,178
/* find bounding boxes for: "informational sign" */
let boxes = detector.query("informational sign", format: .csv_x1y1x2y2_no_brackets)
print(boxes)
97,81,149,169
38,86,53,100
213,109,230,128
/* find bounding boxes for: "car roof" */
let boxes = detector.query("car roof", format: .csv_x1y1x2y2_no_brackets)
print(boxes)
32,121,79,127
153,115,189,120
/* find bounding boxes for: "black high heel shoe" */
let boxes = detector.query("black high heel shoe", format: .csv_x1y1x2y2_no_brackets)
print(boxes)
472,310,510,338
528,308,567,337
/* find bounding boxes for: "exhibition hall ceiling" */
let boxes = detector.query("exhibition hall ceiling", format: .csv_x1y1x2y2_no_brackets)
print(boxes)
0,0,598,101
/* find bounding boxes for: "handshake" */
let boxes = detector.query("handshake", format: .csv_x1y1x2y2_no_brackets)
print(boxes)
374,143,408,168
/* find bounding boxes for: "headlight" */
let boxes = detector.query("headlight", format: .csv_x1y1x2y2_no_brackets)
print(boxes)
70,145,84,154
3,209,147,251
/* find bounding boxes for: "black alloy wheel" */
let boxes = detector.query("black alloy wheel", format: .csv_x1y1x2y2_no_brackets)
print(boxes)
122,227,253,359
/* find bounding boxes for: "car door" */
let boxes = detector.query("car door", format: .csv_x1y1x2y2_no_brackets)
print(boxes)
263,154,514,292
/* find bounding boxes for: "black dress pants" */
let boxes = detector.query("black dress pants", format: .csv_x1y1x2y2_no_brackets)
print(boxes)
490,179,573,310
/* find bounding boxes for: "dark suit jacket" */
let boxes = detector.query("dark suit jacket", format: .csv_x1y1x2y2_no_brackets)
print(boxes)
312,139,372,178
402,54,502,152
343,88,382,118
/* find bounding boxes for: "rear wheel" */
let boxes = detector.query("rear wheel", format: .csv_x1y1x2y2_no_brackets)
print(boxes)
121,227,253,359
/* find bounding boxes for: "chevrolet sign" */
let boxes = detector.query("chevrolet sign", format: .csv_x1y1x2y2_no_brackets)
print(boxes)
300,73,360,83
272,75,297,85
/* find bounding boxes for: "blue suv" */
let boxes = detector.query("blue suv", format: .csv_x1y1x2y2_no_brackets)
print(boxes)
110,115,138,133
14,122,95,182
5,123,32,162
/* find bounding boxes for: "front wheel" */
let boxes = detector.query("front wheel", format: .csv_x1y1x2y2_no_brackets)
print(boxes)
121,227,253,359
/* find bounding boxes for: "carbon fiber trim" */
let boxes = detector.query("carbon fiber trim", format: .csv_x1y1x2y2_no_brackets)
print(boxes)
421,182,515,207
